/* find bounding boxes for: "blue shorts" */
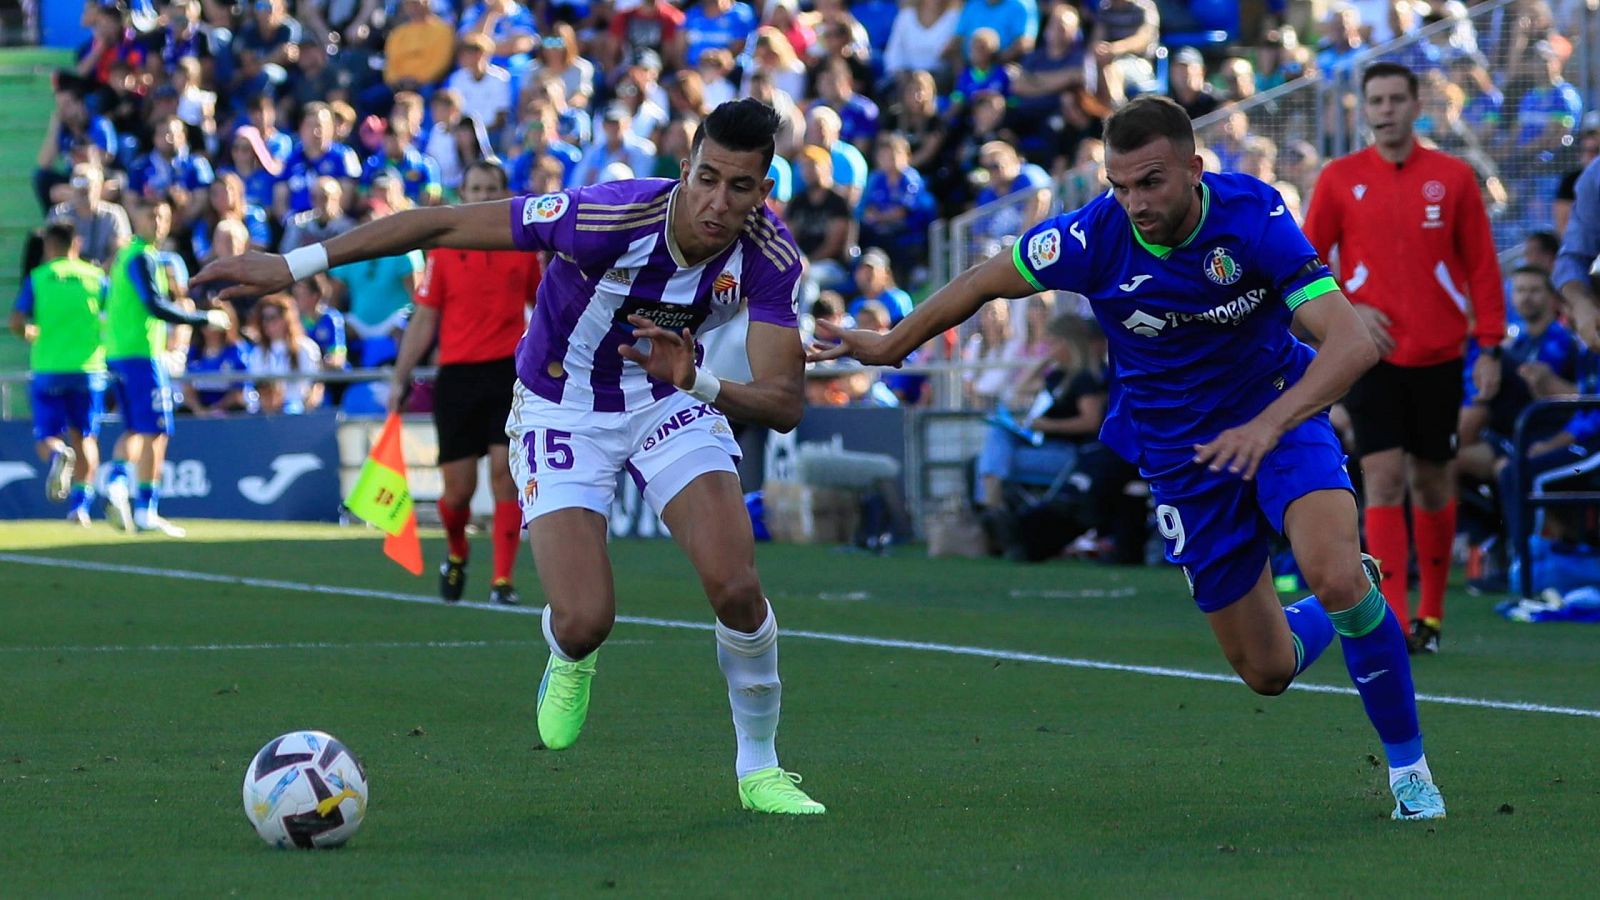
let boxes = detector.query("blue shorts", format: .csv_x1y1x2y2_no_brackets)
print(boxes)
108,357,175,436
30,371,107,442
1145,414,1354,613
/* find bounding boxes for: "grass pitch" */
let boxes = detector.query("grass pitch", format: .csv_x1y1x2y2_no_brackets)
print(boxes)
0,520,1595,896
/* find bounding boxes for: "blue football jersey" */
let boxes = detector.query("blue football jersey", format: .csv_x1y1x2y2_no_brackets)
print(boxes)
1013,172,1340,466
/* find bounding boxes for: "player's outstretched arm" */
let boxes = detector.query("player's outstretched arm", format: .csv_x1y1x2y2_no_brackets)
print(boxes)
191,201,518,304
808,249,1038,366
1194,290,1379,480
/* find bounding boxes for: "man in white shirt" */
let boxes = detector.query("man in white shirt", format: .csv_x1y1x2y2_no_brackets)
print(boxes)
445,32,512,139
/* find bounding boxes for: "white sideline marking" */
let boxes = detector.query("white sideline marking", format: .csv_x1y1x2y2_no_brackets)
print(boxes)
5,552,1598,720
0,639,654,654
1009,588,1139,600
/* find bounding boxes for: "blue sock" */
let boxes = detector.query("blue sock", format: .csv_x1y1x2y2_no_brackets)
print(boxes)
1330,584,1423,767
68,482,91,513
1284,596,1335,677
137,481,157,517
108,461,131,491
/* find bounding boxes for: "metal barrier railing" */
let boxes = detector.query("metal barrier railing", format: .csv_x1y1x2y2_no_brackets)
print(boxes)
1509,397,1600,599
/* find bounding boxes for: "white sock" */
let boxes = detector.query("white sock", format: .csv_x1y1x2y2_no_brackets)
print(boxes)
1389,754,1433,788
541,605,576,662
716,600,781,778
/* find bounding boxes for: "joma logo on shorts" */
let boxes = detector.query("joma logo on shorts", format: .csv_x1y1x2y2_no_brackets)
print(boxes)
641,403,722,451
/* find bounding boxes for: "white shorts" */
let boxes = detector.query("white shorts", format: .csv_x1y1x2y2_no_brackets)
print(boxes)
505,382,741,523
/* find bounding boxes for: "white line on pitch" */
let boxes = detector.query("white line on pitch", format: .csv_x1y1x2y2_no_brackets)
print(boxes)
0,639,652,654
4,552,1598,720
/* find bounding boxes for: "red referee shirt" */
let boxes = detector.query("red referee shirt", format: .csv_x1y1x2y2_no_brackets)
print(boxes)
416,248,542,365
1303,143,1505,368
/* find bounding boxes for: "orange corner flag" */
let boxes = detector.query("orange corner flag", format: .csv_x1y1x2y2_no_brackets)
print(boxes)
343,413,424,575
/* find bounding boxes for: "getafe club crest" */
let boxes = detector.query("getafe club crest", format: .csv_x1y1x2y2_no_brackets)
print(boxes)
1204,247,1241,286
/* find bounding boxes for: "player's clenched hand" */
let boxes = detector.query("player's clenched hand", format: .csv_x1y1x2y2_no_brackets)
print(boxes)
805,319,904,367
1192,418,1284,481
619,314,696,388
190,252,295,304
1351,304,1395,357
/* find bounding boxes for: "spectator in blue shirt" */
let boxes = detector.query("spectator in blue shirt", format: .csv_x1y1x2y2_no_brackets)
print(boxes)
275,102,362,221
972,141,1053,241
679,0,758,67
293,274,349,373
798,106,869,205
951,28,1012,108
851,0,900,54
457,0,541,67
35,85,118,210
1513,43,1584,152
243,93,295,164
184,306,254,416
192,173,271,263
234,0,303,69
572,106,657,186
859,133,936,278
954,0,1038,64
816,59,880,152
361,118,443,205
221,125,283,214
128,115,216,227
848,248,915,325
507,104,583,191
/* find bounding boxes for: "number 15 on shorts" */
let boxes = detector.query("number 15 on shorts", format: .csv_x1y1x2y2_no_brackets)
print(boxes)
522,428,575,472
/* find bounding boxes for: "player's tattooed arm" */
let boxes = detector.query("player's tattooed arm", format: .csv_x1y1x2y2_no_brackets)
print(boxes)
809,248,1037,366
1194,290,1379,480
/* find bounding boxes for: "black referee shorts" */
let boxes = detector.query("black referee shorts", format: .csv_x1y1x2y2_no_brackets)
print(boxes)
1342,358,1464,462
433,357,517,464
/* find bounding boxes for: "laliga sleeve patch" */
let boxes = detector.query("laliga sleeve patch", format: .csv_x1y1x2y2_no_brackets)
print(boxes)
1027,227,1062,270
523,193,570,226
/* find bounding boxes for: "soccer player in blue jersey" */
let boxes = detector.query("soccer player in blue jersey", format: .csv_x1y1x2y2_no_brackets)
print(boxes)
194,99,824,815
814,96,1446,821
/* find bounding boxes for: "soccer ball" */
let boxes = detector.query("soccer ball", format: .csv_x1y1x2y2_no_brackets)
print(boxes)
242,730,368,849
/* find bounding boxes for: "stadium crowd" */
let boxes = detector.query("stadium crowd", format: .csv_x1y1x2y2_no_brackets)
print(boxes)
15,0,1600,592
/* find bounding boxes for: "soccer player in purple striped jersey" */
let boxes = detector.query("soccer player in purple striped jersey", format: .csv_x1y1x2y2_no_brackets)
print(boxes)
193,99,825,816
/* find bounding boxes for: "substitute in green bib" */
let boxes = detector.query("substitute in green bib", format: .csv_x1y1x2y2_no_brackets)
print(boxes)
103,198,229,535
8,220,107,525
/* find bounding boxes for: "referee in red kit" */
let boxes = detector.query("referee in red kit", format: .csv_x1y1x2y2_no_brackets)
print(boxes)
389,159,542,605
1304,62,1505,654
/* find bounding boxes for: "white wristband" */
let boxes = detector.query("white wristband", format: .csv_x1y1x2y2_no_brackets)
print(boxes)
686,367,722,404
284,243,329,282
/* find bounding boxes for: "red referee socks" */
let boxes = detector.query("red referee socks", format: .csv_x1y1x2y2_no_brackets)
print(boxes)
492,500,522,584
1365,504,1409,621
1414,502,1456,624
437,500,471,562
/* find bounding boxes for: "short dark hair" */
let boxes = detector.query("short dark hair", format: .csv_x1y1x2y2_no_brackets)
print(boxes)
41,219,77,251
464,158,509,191
1362,61,1418,98
1525,230,1561,258
692,98,781,171
1104,95,1195,156
1511,264,1557,294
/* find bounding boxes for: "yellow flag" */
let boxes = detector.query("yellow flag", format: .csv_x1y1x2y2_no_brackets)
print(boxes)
343,414,423,574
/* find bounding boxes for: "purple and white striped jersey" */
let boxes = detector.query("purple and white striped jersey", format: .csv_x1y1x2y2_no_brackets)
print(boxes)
508,178,802,413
